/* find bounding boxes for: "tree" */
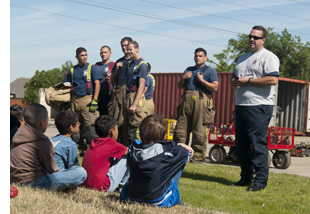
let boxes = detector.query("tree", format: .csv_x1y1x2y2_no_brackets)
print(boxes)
212,28,310,81
23,60,73,104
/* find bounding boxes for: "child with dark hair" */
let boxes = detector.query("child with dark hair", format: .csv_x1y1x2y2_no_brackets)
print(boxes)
120,114,194,207
10,105,25,145
10,104,87,191
10,105,25,125
51,110,82,170
82,115,129,192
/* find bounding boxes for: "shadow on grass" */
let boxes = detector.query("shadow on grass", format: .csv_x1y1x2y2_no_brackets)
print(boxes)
181,170,232,185
105,193,120,201
205,157,240,167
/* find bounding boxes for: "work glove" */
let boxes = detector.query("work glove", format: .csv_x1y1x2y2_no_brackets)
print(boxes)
89,99,98,113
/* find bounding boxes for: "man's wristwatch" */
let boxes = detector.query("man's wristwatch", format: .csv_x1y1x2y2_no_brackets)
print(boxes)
247,78,252,86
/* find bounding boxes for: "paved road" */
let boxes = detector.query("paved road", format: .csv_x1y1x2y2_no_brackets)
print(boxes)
205,151,310,177
45,123,310,177
206,136,310,177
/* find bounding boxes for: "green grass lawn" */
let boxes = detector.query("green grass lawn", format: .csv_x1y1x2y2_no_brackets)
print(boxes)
11,161,310,214
180,163,310,214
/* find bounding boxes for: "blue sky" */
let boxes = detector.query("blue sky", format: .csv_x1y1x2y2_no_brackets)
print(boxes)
10,0,310,82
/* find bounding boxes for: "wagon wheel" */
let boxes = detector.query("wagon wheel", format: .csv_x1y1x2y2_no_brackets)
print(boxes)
209,145,226,164
228,146,239,164
220,146,227,159
272,151,291,169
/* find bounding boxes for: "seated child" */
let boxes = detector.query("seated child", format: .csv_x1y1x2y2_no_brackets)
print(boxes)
120,114,194,207
10,105,25,126
10,105,25,145
50,110,82,170
82,115,129,192
10,103,87,191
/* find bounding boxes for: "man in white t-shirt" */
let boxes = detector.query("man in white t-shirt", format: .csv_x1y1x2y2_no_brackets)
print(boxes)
230,26,280,192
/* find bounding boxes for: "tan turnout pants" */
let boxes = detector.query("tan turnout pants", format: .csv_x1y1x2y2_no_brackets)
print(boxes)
70,95,99,145
122,92,151,146
173,91,215,160
144,98,155,115
108,85,127,125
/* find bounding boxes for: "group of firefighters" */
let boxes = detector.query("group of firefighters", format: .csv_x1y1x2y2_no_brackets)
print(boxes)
65,25,279,193
64,36,218,163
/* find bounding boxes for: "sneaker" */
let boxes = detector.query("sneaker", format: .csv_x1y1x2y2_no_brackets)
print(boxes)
114,185,124,193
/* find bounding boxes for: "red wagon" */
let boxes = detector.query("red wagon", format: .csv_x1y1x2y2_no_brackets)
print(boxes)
208,123,295,169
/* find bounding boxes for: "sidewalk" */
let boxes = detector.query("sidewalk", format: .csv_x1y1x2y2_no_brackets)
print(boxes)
205,153,310,177
206,136,310,178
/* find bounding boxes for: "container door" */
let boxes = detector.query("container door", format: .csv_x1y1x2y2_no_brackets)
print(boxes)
269,84,278,127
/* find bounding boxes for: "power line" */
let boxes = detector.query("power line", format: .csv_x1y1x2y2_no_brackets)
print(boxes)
138,0,310,23
136,0,310,36
134,0,265,28
213,0,310,21
11,3,226,48
288,0,310,6
69,0,310,40
64,0,239,36
186,0,310,33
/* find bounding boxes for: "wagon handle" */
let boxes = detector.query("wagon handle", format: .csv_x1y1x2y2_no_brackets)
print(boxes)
220,110,235,141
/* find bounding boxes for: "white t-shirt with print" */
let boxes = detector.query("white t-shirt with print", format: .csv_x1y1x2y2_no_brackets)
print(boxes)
233,48,279,106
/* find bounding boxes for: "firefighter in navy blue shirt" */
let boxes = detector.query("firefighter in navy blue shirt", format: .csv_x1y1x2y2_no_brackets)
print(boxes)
95,45,114,116
109,37,133,143
143,63,155,115
173,47,219,163
63,47,101,146
122,41,148,146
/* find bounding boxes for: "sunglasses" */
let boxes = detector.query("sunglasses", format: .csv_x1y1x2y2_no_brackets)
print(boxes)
248,34,264,40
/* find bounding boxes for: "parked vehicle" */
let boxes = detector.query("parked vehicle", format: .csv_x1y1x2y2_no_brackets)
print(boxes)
291,141,310,157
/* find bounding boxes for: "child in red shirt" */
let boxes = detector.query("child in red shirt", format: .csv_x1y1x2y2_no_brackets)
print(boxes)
82,115,129,192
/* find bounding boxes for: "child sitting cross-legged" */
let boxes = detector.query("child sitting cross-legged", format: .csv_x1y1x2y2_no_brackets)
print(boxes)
51,110,84,170
82,115,129,192
10,104,87,191
120,114,194,207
